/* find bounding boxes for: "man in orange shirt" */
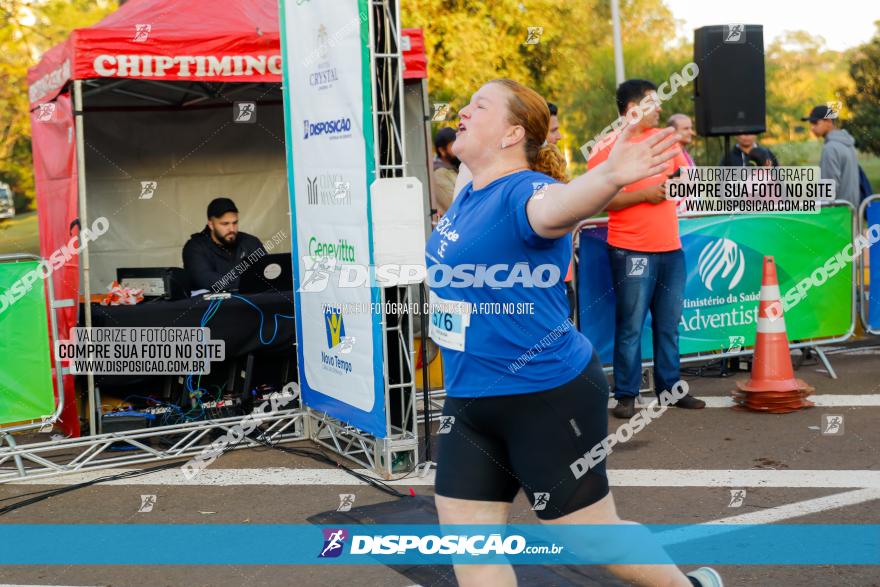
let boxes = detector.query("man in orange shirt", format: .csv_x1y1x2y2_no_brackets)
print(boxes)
588,79,704,418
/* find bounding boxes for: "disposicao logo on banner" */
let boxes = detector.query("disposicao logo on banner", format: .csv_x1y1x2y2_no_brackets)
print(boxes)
698,238,745,292
303,117,352,140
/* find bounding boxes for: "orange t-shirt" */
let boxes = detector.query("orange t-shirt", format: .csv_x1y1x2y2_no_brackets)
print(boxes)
587,128,687,252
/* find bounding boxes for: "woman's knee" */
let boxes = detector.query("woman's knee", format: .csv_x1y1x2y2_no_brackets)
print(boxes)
435,494,511,524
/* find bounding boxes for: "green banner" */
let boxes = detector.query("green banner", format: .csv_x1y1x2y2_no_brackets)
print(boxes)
0,260,56,425
677,205,853,355
579,205,854,363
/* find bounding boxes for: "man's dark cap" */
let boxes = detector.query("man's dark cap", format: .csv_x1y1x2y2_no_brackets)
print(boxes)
801,105,831,122
207,197,238,218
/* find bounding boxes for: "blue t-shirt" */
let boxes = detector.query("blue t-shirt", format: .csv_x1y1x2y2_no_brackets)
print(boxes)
425,169,593,398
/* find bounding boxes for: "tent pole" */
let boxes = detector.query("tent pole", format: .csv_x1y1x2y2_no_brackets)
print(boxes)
73,80,97,437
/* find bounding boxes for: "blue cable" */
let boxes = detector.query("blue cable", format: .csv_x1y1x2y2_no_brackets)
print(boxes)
230,294,294,346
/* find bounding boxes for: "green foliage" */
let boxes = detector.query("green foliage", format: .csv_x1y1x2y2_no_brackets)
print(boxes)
843,23,880,156
765,31,852,141
0,0,116,212
403,1,869,168
768,140,822,167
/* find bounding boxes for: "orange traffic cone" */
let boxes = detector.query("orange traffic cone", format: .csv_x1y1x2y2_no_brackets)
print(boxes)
734,256,813,413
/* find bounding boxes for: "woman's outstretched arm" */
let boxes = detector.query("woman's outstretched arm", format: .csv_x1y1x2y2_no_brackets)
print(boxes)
527,125,679,239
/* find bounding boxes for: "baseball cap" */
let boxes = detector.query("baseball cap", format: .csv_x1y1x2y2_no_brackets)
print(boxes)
801,105,831,123
207,197,238,218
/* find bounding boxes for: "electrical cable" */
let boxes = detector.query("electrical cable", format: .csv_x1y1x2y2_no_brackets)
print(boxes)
229,293,294,346
0,431,410,517
0,459,185,517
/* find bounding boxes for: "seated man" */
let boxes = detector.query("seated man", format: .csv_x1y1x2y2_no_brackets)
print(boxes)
183,197,263,292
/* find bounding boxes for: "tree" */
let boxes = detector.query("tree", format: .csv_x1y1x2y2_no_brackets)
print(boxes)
765,31,851,143
843,22,880,156
0,0,116,212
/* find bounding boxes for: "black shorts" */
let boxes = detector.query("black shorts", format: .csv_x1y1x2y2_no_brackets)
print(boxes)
435,352,610,520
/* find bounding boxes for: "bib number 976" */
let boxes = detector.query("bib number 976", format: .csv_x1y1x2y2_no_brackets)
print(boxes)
432,311,454,332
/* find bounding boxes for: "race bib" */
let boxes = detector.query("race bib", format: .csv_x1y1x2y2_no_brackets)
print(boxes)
428,291,472,351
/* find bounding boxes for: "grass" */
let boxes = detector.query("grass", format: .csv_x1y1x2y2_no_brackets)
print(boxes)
0,210,40,256
859,153,880,194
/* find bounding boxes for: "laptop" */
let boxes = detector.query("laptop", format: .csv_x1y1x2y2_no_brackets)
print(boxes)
239,253,294,293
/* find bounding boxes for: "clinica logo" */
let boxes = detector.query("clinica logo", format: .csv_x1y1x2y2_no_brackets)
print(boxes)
306,174,351,206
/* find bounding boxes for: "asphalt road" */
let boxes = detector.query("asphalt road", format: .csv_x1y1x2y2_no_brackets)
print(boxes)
1,345,879,587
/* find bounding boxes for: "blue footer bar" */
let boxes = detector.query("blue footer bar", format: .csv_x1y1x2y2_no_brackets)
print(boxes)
1,524,878,565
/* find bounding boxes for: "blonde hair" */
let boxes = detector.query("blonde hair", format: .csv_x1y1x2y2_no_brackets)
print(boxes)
489,78,569,183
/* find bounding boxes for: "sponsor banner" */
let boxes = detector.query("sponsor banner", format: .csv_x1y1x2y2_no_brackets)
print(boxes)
2,524,880,565
280,0,385,436
90,53,283,80
578,205,853,363
868,199,880,332
0,261,56,426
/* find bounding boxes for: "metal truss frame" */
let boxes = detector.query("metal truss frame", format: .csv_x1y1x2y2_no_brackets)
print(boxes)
3,0,414,484
307,284,419,479
0,405,305,485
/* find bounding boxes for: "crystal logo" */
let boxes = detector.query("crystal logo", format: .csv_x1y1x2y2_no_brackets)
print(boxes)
698,238,745,291
316,24,330,61
310,68,339,88
319,528,348,558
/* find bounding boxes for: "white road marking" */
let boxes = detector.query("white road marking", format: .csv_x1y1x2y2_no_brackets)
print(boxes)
608,469,880,488
659,487,880,545
8,468,880,488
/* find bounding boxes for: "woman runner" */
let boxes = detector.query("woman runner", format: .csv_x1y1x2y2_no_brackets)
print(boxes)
426,78,723,587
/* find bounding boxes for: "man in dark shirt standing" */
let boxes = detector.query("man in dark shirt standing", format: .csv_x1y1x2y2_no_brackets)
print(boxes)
183,197,263,291
719,134,779,167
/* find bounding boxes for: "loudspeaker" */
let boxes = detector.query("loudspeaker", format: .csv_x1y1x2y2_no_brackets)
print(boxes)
693,25,765,136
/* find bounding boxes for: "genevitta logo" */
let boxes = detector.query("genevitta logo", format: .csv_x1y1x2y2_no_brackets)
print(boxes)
309,236,356,263
306,174,351,206
698,238,745,292
303,117,352,140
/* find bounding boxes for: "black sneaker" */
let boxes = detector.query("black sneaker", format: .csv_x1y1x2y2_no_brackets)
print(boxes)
686,567,724,586
611,396,636,419
673,393,706,409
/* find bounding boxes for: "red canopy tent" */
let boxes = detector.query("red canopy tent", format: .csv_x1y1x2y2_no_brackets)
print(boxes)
28,0,426,438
